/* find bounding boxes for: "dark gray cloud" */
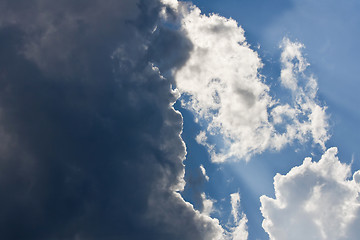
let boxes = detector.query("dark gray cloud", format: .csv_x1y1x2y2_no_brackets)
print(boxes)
0,0,222,239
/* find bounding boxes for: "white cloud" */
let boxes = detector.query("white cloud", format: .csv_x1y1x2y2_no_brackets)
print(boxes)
277,38,329,149
230,193,242,224
279,39,309,91
201,193,215,216
200,164,210,181
260,147,360,240
229,192,249,240
160,0,178,9
231,217,248,240
174,4,273,162
170,3,329,162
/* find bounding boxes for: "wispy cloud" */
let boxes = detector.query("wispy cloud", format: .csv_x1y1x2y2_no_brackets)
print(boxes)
228,192,249,240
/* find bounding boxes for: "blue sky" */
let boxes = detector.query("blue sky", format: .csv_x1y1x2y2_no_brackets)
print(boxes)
179,0,360,239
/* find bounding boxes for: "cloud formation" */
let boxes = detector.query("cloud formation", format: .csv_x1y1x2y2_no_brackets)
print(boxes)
0,0,225,239
172,3,329,161
261,147,360,240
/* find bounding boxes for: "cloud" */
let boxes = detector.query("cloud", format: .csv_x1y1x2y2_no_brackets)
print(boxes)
228,193,249,240
277,38,329,149
201,193,215,216
172,4,329,161
183,164,212,215
0,0,225,239
260,147,360,240
200,164,210,181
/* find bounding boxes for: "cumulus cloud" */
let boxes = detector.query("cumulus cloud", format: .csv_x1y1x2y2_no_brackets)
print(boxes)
171,3,329,161
0,0,225,239
260,147,360,240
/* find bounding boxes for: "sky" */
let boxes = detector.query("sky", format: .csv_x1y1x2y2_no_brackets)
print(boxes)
178,0,360,239
0,0,359,240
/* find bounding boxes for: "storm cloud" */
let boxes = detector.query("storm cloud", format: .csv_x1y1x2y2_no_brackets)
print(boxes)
0,0,224,239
